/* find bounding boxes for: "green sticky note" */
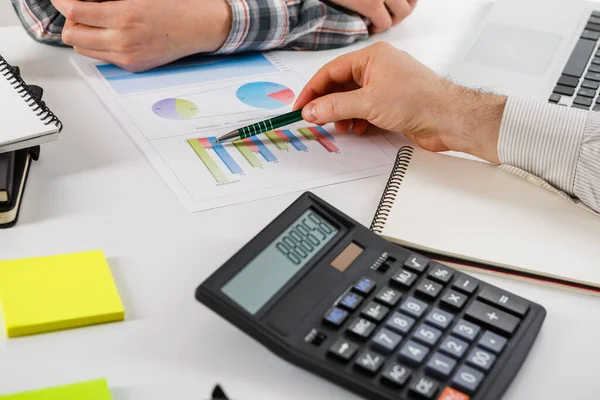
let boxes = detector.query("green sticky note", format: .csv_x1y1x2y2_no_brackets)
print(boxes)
0,379,111,399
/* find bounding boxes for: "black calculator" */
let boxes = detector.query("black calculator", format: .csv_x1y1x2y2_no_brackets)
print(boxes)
196,192,546,400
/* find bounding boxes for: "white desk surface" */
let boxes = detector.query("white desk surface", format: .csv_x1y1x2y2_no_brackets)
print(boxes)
0,1,599,399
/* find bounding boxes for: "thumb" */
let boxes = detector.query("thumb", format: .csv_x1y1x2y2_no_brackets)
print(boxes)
302,90,369,125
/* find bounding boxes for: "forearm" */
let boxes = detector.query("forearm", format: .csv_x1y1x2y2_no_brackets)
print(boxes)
497,97,600,213
216,0,369,54
11,0,66,46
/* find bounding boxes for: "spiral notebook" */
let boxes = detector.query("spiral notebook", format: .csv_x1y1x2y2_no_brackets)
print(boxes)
371,145,600,293
0,56,62,152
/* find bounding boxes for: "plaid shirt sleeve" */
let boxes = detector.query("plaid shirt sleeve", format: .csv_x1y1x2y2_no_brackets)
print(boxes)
217,0,369,53
11,0,369,52
11,0,66,46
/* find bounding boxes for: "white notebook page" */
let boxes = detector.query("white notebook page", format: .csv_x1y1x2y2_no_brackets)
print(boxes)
0,74,55,147
380,146,600,288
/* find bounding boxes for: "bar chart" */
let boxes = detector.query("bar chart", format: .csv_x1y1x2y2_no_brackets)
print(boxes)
187,127,340,183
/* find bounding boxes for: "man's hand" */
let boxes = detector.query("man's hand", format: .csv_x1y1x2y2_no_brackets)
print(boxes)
294,42,507,164
329,0,418,33
51,0,232,72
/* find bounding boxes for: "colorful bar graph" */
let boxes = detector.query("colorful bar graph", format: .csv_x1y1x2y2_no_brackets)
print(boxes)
265,131,289,150
309,126,336,142
243,137,260,153
188,139,228,183
208,137,243,174
298,128,317,140
250,136,277,162
233,140,263,167
300,127,340,153
280,129,308,151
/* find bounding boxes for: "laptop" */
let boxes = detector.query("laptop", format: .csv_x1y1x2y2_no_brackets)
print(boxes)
449,0,600,111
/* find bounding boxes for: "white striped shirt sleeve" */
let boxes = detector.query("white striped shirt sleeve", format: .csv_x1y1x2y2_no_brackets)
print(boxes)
498,97,600,213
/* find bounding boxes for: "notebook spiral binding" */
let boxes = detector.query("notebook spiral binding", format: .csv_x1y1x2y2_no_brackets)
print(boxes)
370,146,414,234
0,56,63,132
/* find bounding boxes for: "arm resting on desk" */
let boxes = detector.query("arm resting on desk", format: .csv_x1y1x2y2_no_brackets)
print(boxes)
498,97,600,214
11,0,369,52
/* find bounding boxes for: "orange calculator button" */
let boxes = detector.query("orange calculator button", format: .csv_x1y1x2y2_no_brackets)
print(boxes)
438,387,470,400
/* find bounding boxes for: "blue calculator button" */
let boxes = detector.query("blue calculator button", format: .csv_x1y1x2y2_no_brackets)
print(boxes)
467,347,496,372
339,292,363,311
478,331,508,354
385,312,415,335
425,308,454,330
451,365,485,394
452,319,481,342
353,277,376,295
324,307,349,328
371,328,402,353
413,323,442,346
398,340,429,365
440,336,469,359
426,352,457,378
400,297,428,319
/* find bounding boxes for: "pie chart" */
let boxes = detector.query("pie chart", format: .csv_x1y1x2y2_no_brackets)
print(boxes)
236,82,295,110
152,98,199,120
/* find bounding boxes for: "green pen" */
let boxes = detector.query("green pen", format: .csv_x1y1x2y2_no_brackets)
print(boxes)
215,109,304,143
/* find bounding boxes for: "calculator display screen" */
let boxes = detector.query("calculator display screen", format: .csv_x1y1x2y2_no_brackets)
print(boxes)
222,209,339,314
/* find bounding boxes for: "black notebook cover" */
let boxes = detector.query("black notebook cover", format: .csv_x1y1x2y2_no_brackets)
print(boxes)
0,151,15,203
0,146,39,228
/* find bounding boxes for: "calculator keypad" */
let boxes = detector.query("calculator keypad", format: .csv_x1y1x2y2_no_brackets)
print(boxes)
319,253,533,399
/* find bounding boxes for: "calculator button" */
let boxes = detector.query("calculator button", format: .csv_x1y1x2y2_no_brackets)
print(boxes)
392,269,418,289
438,387,470,400
409,376,439,399
465,301,520,335
353,277,376,295
413,324,442,346
404,254,429,273
441,290,468,311
324,307,349,328
360,301,390,323
386,312,415,335
426,352,457,378
339,292,364,311
374,287,402,307
425,308,454,330
478,331,507,354
354,350,385,374
328,338,358,362
347,318,376,340
452,276,479,294
398,340,429,365
428,264,454,284
400,297,428,319
372,328,403,353
477,286,529,317
416,279,443,299
381,364,411,387
452,319,481,342
451,365,484,394
466,347,496,372
440,336,469,359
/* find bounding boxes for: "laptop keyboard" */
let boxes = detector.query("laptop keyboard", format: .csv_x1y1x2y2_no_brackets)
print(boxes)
551,11,600,111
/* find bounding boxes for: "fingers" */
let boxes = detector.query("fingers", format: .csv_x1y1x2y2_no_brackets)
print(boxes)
302,89,369,125
384,0,414,25
294,50,369,110
62,21,112,50
51,0,125,28
367,2,393,34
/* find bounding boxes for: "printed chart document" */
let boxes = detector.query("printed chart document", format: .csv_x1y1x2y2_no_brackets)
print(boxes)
73,53,397,211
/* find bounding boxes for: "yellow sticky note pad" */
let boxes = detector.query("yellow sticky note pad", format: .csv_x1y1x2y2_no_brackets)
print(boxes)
0,250,124,338
0,379,111,399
